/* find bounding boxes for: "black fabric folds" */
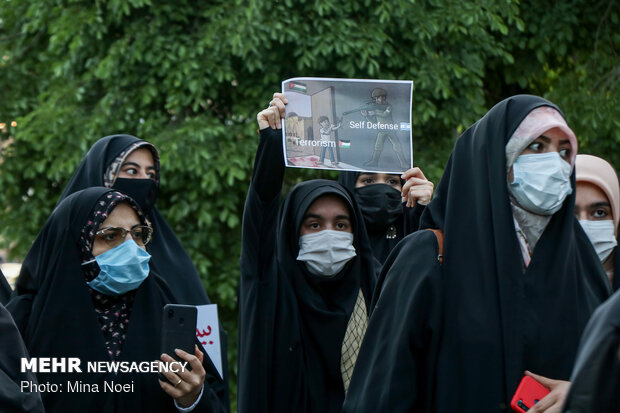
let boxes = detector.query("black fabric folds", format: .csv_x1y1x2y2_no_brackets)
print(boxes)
0,268,11,305
562,289,620,412
7,187,227,413
55,134,209,305
343,95,611,413
0,302,44,413
338,171,423,264
238,127,377,413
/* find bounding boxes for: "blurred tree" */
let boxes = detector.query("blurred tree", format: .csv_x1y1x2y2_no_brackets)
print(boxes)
0,0,618,409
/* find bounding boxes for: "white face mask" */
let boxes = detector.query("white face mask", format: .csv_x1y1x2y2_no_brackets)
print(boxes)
579,219,617,262
509,152,573,215
297,230,356,277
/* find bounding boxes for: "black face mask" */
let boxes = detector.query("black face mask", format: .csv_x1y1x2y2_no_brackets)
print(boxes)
354,184,403,233
112,178,159,215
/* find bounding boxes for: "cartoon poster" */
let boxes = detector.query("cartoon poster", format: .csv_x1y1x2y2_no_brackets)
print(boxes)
195,304,223,379
281,77,413,173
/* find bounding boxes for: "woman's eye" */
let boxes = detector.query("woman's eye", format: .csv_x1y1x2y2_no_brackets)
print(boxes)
528,142,542,152
559,148,570,159
362,178,374,184
103,233,118,242
387,178,399,186
147,172,156,179
123,167,137,175
593,209,608,219
309,222,320,229
336,222,348,230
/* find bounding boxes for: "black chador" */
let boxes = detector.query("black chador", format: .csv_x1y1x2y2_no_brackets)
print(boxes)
338,171,424,264
343,95,610,413
0,302,44,413
8,187,227,413
55,134,210,306
562,288,620,412
238,127,377,413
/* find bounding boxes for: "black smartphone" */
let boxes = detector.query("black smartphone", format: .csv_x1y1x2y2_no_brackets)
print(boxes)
159,304,197,383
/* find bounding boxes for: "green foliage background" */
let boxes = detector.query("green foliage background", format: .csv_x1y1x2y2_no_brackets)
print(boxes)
1,0,618,410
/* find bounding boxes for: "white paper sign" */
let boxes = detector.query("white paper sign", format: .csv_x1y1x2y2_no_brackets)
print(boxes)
281,77,414,174
195,304,223,379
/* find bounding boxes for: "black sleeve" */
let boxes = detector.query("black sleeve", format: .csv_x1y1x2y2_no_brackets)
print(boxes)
237,126,284,413
251,127,285,202
343,230,443,413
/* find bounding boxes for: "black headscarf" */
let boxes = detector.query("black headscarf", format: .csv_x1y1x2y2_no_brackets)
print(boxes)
0,302,44,413
7,187,227,413
238,178,376,413
343,95,610,412
337,171,423,264
54,134,209,305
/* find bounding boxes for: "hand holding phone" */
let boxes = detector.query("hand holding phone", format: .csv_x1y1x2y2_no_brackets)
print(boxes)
159,304,197,384
511,375,550,412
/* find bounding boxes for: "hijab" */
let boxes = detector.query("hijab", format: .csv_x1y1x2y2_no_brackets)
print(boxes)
505,106,578,252
418,94,610,408
575,154,620,285
7,187,184,412
277,179,376,411
55,134,209,305
337,171,421,264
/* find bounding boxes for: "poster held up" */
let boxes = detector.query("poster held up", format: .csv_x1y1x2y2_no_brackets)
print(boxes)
281,77,413,174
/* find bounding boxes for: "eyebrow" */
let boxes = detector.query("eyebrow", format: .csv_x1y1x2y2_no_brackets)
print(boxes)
539,135,571,145
302,214,351,221
122,161,156,170
588,202,611,209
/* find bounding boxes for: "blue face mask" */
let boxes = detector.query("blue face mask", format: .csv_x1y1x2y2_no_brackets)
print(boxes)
509,152,573,215
83,239,151,296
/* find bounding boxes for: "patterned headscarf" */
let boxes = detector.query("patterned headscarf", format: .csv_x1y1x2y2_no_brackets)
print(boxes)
103,141,160,187
79,190,148,360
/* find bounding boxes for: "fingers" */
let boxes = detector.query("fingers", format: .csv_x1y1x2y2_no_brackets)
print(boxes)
524,371,553,389
256,92,288,130
401,175,434,207
401,167,427,181
170,349,205,387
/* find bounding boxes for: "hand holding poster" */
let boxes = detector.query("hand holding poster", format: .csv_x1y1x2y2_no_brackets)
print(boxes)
281,77,413,174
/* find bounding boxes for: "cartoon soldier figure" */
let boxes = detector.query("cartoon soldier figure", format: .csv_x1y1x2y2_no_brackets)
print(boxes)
361,88,408,169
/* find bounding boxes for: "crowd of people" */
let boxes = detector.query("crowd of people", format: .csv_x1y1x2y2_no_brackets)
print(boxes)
0,91,619,413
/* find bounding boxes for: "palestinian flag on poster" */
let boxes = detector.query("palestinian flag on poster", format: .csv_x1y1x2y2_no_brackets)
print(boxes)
339,140,351,149
289,81,307,93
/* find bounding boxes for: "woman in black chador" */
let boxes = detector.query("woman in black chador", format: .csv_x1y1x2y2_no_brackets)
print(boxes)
7,187,227,413
55,134,210,306
342,95,611,413
337,170,433,264
237,93,377,413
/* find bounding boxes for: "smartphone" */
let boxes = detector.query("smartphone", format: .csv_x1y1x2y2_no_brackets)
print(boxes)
159,304,197,383
511,376,550,412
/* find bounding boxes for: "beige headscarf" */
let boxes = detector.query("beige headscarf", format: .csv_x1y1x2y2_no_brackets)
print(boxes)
505,106,578,256
575,154,620,232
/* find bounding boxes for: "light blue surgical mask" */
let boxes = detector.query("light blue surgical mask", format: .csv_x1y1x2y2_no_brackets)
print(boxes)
297,230,356,277
579,219,617,262
509,152,572,215
82,239,151,296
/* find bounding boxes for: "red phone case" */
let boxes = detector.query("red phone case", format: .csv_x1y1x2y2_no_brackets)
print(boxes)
510,376,550,412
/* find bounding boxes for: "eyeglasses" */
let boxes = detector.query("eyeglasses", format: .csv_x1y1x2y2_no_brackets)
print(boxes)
95,225,153,247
